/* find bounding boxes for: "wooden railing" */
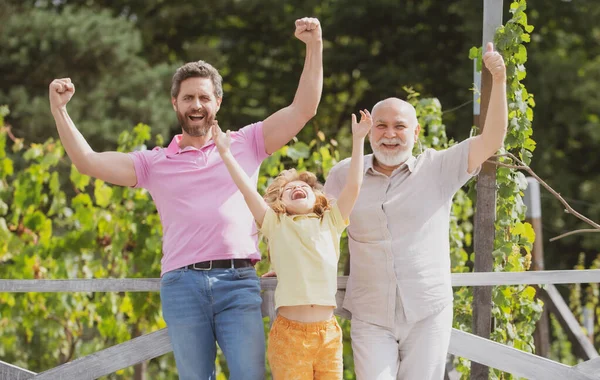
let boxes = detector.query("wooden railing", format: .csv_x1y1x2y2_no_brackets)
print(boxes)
2,270,600,380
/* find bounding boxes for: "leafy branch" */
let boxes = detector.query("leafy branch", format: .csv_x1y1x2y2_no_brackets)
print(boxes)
489,153,600,242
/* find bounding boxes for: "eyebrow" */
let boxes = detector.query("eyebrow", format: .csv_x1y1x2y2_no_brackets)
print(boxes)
181,91,211,98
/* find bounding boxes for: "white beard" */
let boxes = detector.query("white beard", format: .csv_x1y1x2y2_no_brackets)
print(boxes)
370,138,414,167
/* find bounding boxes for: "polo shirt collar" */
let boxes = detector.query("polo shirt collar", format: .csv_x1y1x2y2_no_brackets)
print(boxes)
165,134,214,157
365,154,417,174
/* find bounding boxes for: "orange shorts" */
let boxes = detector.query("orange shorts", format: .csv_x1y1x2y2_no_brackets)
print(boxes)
267,315,343,380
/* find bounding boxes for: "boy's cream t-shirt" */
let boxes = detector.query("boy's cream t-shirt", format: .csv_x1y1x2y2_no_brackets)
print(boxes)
259,203,348,310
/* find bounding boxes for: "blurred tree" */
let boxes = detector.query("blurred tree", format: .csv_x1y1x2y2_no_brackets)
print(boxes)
525,0,600,270
2,0,485,151
0,4,178,148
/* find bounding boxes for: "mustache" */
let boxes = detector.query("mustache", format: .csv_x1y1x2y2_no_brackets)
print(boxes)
186,109,210,118
374,138,409,147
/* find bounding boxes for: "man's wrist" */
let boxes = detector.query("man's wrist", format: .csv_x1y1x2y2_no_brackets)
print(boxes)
305,40,323,50
492,76,507,85
51,105,68,117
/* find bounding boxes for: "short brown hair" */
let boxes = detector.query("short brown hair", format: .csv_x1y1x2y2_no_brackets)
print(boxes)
263,169,331,218
171,60,223,99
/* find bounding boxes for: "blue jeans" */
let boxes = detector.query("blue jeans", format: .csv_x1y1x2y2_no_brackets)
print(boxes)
160,266,266,380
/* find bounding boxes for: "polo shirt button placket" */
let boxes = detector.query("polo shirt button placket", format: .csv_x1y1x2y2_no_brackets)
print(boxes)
196,151,207,167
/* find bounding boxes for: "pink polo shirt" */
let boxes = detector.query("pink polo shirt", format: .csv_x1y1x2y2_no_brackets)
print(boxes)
129,122,268,275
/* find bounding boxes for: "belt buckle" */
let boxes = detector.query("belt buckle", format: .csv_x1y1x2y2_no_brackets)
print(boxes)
191,261,212,271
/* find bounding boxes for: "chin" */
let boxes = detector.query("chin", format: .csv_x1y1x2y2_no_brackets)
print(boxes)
374,150,412,167
183,124,209,137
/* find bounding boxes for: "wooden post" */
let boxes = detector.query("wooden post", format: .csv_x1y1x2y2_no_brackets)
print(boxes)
524,177,551,357
471,1,503,379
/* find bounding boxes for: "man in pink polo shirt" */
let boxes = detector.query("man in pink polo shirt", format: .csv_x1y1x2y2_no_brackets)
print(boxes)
48,17,323,380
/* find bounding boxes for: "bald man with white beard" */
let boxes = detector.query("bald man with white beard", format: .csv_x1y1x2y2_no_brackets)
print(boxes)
323,43,507,380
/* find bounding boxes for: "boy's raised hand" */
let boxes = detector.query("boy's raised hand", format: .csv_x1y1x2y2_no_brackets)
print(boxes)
352,109,372,140
211,122,231,155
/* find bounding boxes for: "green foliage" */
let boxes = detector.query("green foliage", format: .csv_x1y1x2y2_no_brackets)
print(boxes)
1,0,488,154
524,0,600,275
552,253,600,364
0,5,177,147
0,116,175,378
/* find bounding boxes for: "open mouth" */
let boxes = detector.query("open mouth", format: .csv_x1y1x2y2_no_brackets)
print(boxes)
291,189,307,200
381,142,401,149
188,114,206,122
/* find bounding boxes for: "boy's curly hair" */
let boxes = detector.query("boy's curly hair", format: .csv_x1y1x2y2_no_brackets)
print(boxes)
263,169,331,218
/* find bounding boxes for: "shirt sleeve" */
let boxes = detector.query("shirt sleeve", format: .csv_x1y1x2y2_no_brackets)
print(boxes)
323,162,345,200
258,207,278,240
128,150,155,190
327,203,349,235
434,137,480,199
236,121,270,162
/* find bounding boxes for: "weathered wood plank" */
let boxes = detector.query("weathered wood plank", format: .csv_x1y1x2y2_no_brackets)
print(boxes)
32,329,171,380
450,329,595,380
0,279,161,293
452,270,600,287
4,271,600,293
0,360,36,380
537,284,599,360
574,357,600,378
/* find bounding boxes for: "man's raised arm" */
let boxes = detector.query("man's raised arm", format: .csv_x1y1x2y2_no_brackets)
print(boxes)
468,43,509,173
49,78,137,187
262,17,323,155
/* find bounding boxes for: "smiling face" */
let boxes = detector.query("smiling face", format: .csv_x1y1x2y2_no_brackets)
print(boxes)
280,180,317,215
171,77,222,137
369,98,421,168
263,169,330,217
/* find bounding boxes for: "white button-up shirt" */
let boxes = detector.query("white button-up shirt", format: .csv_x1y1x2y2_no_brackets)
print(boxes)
324,138,476,328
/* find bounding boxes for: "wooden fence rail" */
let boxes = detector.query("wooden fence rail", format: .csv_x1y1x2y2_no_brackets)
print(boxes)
2,270,600,379
0,361,36,380
3,269,600,293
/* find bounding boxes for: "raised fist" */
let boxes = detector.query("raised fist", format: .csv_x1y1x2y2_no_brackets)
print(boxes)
49,78,75,109
482,43,506,83
294,17,322,45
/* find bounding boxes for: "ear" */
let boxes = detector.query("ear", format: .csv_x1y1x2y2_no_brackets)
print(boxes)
171,97,177,112
216,97,223,112
414,123,421,143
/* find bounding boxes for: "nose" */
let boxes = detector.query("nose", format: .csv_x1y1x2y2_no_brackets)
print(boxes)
383,127,397,139
192,98,202,110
